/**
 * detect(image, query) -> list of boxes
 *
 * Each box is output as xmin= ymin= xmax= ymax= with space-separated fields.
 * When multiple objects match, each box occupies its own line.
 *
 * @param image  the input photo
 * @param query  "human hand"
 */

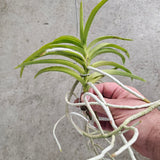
xmin=87 ymin=82 xmax=147 ymax=130
xmin=84 ymin=82 xmax=160 ymax=160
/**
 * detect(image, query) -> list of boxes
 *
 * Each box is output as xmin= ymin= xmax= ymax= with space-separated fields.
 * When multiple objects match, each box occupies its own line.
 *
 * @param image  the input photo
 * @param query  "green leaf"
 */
xmin=88 ymin=42 xmax=130 ymax=60
xmin=83 ymin=0 xmax=108 ymax=43
xmin=35 ymin=66 xmax=85 ymax=85
xmin=16 ymin=43 xmax=64 ymax=75
xmin=20 ymin=67 xmax=25 ymax=78
xmin=44 ymin=50 xmax=86 ymax=67
xmin=16 ymin=43 xmax=51 ymax=69
xmin=106 ymin=44 xmax=130 ymax=58
xmin=16 ymin=44 xmax=50 ymax=77
xmin=91 ymin=61 xmax=131 ymax=73
xmin=89 ymin=75 xmax=103 ymax=84
xmin=19 ymin=59 xmax=85 ymax=74
xmin=88 ymin=35 xmax=132 ymax=49
xmin=51 ymin=35 xmax=82 ymax=48
xmin=88 ymin=69 xmax=145 ymax=82
xmin=16 ymin=46 xmax=86 ymax=77
xmin=89 ymin=47 xmax=126 ymax=64
xmin=16 ymin=44 xmax=85 ymax=70
xmin=17 ymin=36 xmax=84 ymax=70
xmin=104 ymin=69 xmax=145 ymax=81
xmin=80 ymin=1 xmax=84 ymax=43
xmin=46 ymin=44 xmax=86 ymax=57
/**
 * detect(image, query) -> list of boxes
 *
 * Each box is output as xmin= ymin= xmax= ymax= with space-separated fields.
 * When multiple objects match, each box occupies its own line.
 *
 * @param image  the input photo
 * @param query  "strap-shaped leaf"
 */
xmin=19 ymin=59 xmax=85 ymax=74
xmin=88 ymin=75 xmax=103 ymax=84
xmin=83 ymin=0 xmax=108 ymax=43
xmin=16 ymin=43 xmax=51 ymax=77
xmin=35 ymin=66 xmax=85 ymax=85
xmin=104 ymin=69 xmax=145 ymax=81
xmin=89 ymin=47 xmax=126 ymax=63
xmin=51 ymin=35 xmax=82 ymax=48
xmin=44 ymin=50 xmax=86 ymax=67
xmin=107 ymin=44 xmax=130 ymax=58
xmin=16 ymin=48 xmax=86 ymax=77
xmin=46 ymin=44 xmax=86 ymax=57
xmin=16 ymin=43 xmax=52 ymax=68
xmin=80 ymin=1 xmax=84 ymax=43
xmin=16 ymin=43 xmax=85 ymax=69
xmin=88 ymin=42 xmax=130 ymax=60
xmin=88 ymin=35 xmax=132 ymax=48
xmin=88 ymin=69 xmax=145 ymax=82
xmin=91 ymin=61 xmax=131 ymax=73
xmin=17 ymin=35 xmax=84 ymax=68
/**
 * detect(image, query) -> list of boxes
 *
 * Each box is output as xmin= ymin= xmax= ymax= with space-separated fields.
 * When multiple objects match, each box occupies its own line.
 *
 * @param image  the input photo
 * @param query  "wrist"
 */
xmin=124 ymin=109 xmax=160 ymax=159
xmin=145 ymin=110 xmax=160 ymax=160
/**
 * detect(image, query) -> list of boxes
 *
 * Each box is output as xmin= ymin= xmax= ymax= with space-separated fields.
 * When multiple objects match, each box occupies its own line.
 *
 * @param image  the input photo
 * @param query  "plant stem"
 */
xmin=65 ymin=80 xmax=79 ymax=114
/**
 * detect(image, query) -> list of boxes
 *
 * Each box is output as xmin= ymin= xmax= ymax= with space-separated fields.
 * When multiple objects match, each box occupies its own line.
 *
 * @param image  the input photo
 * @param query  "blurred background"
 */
xmin=1 ymin=0 xmax=160 ymax=159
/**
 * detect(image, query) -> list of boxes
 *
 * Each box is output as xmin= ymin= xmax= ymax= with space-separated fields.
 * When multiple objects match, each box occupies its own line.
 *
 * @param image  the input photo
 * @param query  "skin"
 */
xmin=83 ymin=82 xmax=160 ymax=160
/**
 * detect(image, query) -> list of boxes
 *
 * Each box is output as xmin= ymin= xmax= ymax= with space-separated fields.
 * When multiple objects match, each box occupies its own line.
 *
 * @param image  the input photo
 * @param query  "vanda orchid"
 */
xmin=16 ymin=0 xmax=160 ymax=159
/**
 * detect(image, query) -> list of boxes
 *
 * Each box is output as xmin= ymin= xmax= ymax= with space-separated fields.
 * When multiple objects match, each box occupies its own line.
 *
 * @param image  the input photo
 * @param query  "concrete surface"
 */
xmin=1 ymin=0 xmax=160 ymax=159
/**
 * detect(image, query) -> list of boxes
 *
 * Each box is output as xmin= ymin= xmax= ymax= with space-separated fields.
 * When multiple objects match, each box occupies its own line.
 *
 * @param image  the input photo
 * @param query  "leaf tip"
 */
xmin=20 ymin=67 xmax=25 ymax=78
xmin=34 ymin=74 xmax=38 ymax=79
xmin=125 ymin=51 xmax=130 ymax=58
xmin=15 ymin=65 xmax=20 ymax=69
xmin=129 ymin=39 xmax=133 ymax=41
xmin=139 ymin=77 xmax=145 ymax=82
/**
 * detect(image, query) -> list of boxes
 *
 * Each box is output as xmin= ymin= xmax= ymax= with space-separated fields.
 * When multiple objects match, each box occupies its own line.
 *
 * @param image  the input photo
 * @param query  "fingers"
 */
xmin=74 ymin=82 xmax=147 ymax=132
xmin=88 ymin=82 xmax=128 ymax=99
xmin=89 ymin=82 xmax=118 ymax=99
xmin=81 ymin=92 xmax=147 ymax=120
xmin=89 ymin=82 xmax=144 ymax=99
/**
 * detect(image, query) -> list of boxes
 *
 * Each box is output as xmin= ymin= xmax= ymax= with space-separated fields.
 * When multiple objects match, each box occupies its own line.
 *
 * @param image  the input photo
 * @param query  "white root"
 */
xmin=87 ymin=135 xmax=115 ymax=160
xmin=53 ymin=115 xmax=66 ymax=152
xmin=53 ymin=66 xmax=160 ymax=159
xmin=111 ymin=127 xmax=138 ymax=158
xmin=87 ymin=66 xmax=149 ymax=102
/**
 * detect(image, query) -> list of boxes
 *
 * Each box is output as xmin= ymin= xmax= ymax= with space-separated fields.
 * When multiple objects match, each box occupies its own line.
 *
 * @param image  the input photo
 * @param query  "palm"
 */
xmin=89 ymin=83 xmax=147 ymax=129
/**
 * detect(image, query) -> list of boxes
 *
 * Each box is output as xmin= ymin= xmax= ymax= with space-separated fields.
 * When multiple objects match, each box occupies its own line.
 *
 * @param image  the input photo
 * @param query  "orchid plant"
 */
xmin=16 ymin=0 xmax=160 ymax=159
xmin=16 ymin=0 xmax=144 ymax=91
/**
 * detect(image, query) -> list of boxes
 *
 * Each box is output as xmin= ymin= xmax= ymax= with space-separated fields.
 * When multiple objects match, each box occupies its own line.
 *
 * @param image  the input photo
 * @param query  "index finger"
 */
xmin=89 ymin=82 xmax=120 ymax=99
xmin=89 ymin=82 xmax=143 ymax=99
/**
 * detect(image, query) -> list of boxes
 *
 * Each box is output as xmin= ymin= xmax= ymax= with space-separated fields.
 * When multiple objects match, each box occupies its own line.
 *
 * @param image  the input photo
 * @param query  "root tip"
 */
xmin=143 ymin=98 xmax=150 ymax=103
xmin=111 ymin=153 xmax=116 ymax=157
